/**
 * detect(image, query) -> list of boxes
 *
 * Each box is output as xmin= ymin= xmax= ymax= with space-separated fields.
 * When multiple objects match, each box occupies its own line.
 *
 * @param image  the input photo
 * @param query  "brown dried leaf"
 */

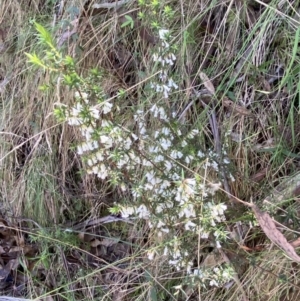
xmin=202 ymin=253 xmax=225 ymax=268
xmin=100 ymin=237 xmax=120 ymax=247
xmin=252 ymin=204 xmax=300 ymax=263
xmin=199 ymin=72 xmax=215 ymax=95
xmin=6 ymin=258 xmax=19 ymax=271
xmin=290 ymin=237 xmax=300 ymax=248
xmin=222 ymin=97 xmax=253 ymax=117
xmin=90 ymin=239 xmax=102 ymax=248
xmin=250 ymin=167 xmax=269 ymax=183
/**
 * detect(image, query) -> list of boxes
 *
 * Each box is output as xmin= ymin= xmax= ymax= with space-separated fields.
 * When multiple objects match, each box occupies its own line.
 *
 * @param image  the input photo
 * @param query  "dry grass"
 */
xmin=1 ymin=0 xmax=300 ymax=300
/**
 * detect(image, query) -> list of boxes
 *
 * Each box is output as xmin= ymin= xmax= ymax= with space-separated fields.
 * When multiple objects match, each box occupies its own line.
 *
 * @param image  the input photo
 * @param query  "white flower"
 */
xmin=161 ymin=227 xmax=170 ymax=233
xmin=222 ymin=269 xmax=232 ymax=280
xmin=147 ymin=250 xmax=155 ymax=261
xmin=123 ymin=137 xmax=132 ymax=150
xmin=158 ymin=29 xmax=169 ymax=40
xmin=117 ymin=156 xmax=129 ymax=168
xmin=81 ymin=92 xmax=89 ymax=101
xmin=208 ymin=182 xmax=222 ymax=195
xmin=131 ymin=133 xmax=138 ymax=140
xmin=136 ymin=204 xmax=150 ymax=219
xmin=210 ymin=203 xmax=227 ymax=219
xmin=155 ymin=83 xmax=163 ymax=92
xmin=179 ymin=204 xmax=196 ymax=218
xmin=77 ymin=145 xmax=84 ymax=155
xmin=161 ymin=127 xmax=170 ymax=136
xmin=132 ymin=186 xmax=143 ymax=198
xmin=163 ymin=246 xmax=169 ymax=256
xmin=68 ymin=116 xmax=83 ymax=126
xmin=197 ymin=150 xmax=205 ymax=158
xmin=102 ymin=101 xmax=113 ymax=114
xmin=212 ymin=161 xmax=219 ymax=170
xmin=150 ymin=104 xmax=159 ymax=116
xmin=185 ymin=155 xmax=194 ymax=164
xmin=92 ymin=165 xmax=99 ymax=174
xmin=96 ymin=151 xmax=104 ymax=161
xmin=100 ymin=135 xmax=113 ymax=148
xmin=144 ymin=183 xmax=153 ymax=190
xmin=181 ymin=140 xmax=187 ymax=147
xmin=165 ymin=54 xmax=176 ymax=65
xmin=81 ymin=126 xmax=94 ymax=140
xmin=165 ymin=161 xmax=173 ymax=171
xmin=229 ymin=173 xmax=235 ymax=182
xmin=75 ymin=91 xmax=88 ymax=102
xmin=139 ymin=123 xmax=147 ymax=136
xmin=128 ymin=151 xmax=140 ymax=164
xmin=188 ymin=129 xmax=199 ymax=138
xmin=159 ymin=70 xmax=168 ymax=81
xmin=209 ymin=279 xmax=219 ymax=287
xmin=157 ymin=220 xmax=166 ymax=228
xmin=161 ymin=180 xmax=171 ymax=189
xmin=97 ymin=163 xmax=108 ymax=179
xmin=92 ymin=140 xmax=99 ymax=150
xmin=169 ymin=259 xmax=180 ymax=266
xmin=180 ymin=178 xmax=196 ymax=196
xmin=160 ymin=138 xmax=171 ymax=150
xmin=163 ymin=85 xmax=171 ymax=98
xmin=101 ymin=119 xmax=112 ymax=127
xmin=145 ymin=171 xmax=162 ymax=185
xmin=201 ymin=230 xmax=209 ymax=239
xmin=168 ymin=53 xmax=176 ymax=62
xmin=162 ymin=40 xmax=170 ymax=48
xmin=83 ymin=141 xmax=92 ymax=151
xmin=121 ymin=206 xmax=135 ymax=218
xmin=171 ymin=172 xmax=180 ymax=181
xmin=165 ymin=57 xmax=174 ymax=66
xmin=92 ymin=155 xmax=98 ymax=165
xmin=185 ymin=220 xmax=196 ymax=230
xmin=170 ymin=150 xmax=183 ymax=159
xmin=89 ymin=107 xmax=100 ymax=119
xmin=71 ymin=103 xmax=83 ymax=116
xmin=154 ymin=154 xmax=164 ymax=163
xmin=152 ymin=53 xmax=163 ymax=63
xmin=224 ymin=158 xmax=230 ymax=164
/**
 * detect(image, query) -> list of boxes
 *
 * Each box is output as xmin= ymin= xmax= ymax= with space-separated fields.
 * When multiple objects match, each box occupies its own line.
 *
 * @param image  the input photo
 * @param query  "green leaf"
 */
xmin=34 ymin=22 xmax=54 ymax=47
xmin=121 ymin=15 xmax=134 ymax=29
xmin=25 ymin=52 xmax=47 ymax=69
xmin=64 ymin=55 xmax=75 ymax=67
xmin=149 ymin=287 xmax=157 ymax=301
xmin=38 ymin=84 xmax=50 ymax=91
xmin=53 ymin=107 xmax=66 ymax=122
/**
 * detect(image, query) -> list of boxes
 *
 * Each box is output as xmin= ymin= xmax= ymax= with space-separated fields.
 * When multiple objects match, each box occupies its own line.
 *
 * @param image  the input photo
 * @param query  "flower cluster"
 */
xmin=28 ymin=20 xmax=233 ymax=292
xmin=118 ymin=104 xmax=230 ymax=275
xmin=191 ymin=265 xmax=235 ymax=288
xmin=49 ymin=17 xmax=233 ymax=288
xmin=151 ymin=29 xmax=178 ymax=98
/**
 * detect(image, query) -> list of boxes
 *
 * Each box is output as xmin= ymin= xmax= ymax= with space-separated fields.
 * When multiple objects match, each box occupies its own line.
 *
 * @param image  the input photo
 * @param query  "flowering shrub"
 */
xmin=27 ymin=15 xmax=235 ymax=289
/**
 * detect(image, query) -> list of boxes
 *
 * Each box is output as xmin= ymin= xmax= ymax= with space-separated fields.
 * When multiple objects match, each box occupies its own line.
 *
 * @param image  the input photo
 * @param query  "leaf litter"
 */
xmin=250 ymin=204 xmax=300 ymax=263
